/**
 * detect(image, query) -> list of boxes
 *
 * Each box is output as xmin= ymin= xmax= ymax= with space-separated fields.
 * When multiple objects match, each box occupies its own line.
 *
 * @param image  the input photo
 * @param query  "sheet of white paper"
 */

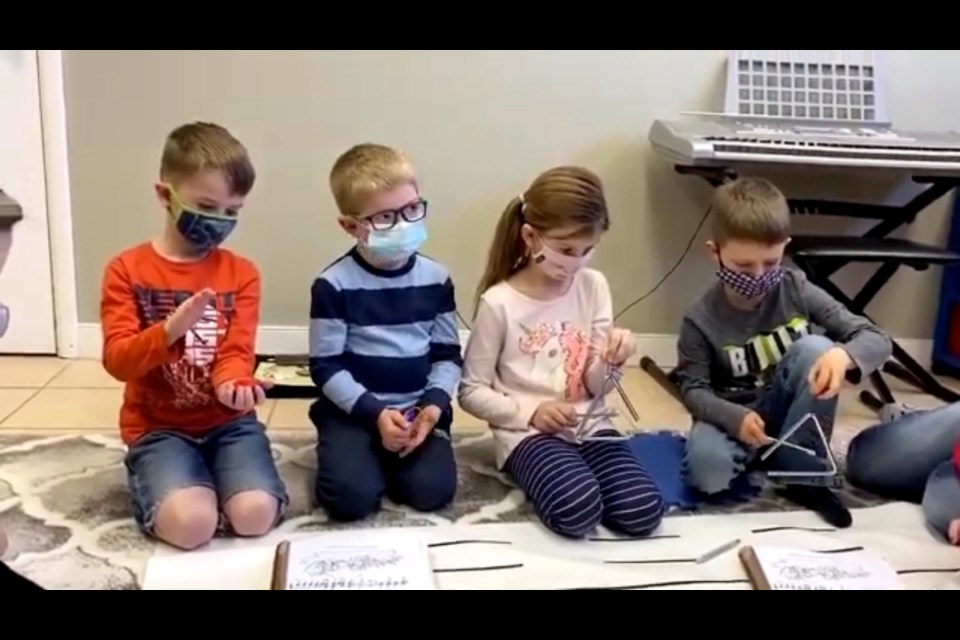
xmin=932 ymin=571 xmax=960 ymax=590
xmin=752 ymin=546 xmax=903 ymax=590
xmin=281 ymin=529 xmax=436 ymax=590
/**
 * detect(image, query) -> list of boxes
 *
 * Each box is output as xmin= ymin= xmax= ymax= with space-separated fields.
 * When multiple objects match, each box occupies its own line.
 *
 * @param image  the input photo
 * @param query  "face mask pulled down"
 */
xmin=364 ymin=220 xmax=427 ymax=263
xmin=533 ymin=242 xmax=592 ymax=280
xmin=717 ymin=263 xmax=784 ymax=299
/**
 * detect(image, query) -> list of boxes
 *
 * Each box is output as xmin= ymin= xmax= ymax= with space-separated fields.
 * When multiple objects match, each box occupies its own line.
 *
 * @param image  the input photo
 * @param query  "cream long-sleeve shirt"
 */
xmin=458 ymin=269 xmax=617 ymax=469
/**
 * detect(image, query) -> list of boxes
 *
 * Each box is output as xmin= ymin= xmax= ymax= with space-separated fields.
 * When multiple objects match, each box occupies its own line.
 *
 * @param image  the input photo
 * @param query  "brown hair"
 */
xmin=329 ymin=143 xmax=417 ymax=217
xmin=160 ymin=122 xmax=255 ymax=196
xmin=474 ymin=166 xmax=609 ymax=313
xmin=711 ymin=177 xmax=790 ymax=245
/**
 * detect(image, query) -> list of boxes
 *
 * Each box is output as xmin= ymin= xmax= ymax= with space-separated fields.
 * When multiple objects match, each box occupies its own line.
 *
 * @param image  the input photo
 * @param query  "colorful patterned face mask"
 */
xmin=717 ymin=261 xmax=783 ymax=299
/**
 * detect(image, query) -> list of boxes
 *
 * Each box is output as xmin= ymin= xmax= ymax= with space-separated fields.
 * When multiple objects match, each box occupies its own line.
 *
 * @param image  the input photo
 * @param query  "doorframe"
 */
xmin=37 ymin=50 xmax=79 ymax=358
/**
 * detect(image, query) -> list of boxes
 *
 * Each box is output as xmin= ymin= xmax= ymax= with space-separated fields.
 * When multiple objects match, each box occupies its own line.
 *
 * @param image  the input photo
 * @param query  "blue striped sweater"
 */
xmin=309 ymin=248 xmax=462 ymax=425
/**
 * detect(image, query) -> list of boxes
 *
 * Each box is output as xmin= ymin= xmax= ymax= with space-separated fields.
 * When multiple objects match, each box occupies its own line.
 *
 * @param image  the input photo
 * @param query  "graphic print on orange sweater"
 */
xmin=132 ymin=285 xmax=236 ymax=410
xmin=101 ymin=243 xmax=260 ymax=444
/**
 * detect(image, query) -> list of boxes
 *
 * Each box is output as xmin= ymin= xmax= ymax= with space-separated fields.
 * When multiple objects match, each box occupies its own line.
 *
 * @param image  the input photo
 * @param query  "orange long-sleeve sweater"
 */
xmin=100 ymin=242 xmax=260 ymax=444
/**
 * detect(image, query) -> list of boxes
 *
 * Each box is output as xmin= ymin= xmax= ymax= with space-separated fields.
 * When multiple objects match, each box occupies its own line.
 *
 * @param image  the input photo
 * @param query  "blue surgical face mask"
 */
xmin=166 ymin=186 xmax=238 ymax=252
xmin=365 ymin=219 xmax=427 ymax=263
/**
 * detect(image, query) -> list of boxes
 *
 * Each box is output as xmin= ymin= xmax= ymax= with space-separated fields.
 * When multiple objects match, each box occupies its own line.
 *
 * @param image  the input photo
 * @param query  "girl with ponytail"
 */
xmin=459 ymin=166 xmax=664 ymax=539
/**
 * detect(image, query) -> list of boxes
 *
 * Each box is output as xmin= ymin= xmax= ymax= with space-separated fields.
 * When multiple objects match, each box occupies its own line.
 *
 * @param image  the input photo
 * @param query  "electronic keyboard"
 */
xmin=648 ymin=115 xmax=960 ymax=172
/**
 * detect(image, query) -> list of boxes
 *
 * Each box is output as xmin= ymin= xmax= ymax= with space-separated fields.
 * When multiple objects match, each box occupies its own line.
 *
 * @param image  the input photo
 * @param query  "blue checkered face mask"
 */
xmin=717 ymin=260 xmax=784 ymax=299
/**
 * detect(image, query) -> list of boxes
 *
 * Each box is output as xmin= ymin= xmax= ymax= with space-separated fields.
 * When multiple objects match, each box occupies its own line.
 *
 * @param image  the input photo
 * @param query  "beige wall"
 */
xmin=64 ymin=50 xmax=960 ymax=338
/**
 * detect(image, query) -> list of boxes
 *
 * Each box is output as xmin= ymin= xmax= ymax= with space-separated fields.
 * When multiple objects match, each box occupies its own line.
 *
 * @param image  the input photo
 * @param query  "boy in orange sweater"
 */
xmin=100 ymin=122 xmax=287 ymax=550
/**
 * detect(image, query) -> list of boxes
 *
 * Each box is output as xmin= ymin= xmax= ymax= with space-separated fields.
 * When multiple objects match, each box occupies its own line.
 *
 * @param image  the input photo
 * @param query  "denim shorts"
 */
xmin=124 ymin=414 xmax=289 ymax=534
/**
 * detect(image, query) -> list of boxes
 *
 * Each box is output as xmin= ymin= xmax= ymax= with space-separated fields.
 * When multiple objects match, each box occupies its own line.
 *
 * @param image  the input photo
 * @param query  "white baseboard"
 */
xmin=75 ymin=322 xmax=932 ymax=370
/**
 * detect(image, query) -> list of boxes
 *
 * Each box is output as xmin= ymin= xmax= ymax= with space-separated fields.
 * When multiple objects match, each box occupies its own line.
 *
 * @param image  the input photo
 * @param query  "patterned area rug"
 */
xmin=0 ymin=430 xmax=884 ymax=589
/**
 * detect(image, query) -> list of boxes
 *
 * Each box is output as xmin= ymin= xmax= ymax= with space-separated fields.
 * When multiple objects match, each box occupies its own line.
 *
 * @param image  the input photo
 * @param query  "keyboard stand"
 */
xmin=640 ymin=165 xmax=960 ymax=413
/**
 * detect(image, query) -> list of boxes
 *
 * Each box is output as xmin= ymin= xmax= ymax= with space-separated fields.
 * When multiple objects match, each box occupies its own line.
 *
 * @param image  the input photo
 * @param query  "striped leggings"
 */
xmin=505 ymin=431 xmax=665 ymax=538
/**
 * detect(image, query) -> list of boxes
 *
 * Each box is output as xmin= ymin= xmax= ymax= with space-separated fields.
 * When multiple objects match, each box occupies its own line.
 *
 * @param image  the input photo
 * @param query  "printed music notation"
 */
xmin=299 ymin=550 xmax=404 ymax=577
xmin=280 ymin=531 xmax=436 ymax=591
xmin=290 ymin=576 xmax=411 ymax=590
xmin=752 ymin=546 xmax=902 ymax=591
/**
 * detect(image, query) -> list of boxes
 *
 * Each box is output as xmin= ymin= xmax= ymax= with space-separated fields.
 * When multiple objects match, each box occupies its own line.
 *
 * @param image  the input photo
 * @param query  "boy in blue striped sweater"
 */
xmin=309 ymin=144 xmax=461 ymax=521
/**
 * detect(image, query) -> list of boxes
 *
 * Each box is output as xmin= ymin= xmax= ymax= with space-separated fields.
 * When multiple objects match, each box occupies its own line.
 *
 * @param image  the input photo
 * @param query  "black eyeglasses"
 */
xmin=364 ymin=198 xmax=428 ymax=231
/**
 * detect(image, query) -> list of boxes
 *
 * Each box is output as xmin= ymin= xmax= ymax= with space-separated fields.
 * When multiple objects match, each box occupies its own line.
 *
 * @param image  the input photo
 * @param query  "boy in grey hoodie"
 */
xmin=676 ymin=177 xmax=891 ymax=527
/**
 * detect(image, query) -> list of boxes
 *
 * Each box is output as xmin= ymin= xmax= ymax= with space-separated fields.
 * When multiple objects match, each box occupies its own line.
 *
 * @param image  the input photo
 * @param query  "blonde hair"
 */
xmin=329 ymin=143 xmax=417 ymax=217
xmin=475 ymin=166 xmax=609 ymax=314
xmin=160 ymin=122 xmax=255 ymax=196
xmin=711 ymin=177 xmax=790 ymax=245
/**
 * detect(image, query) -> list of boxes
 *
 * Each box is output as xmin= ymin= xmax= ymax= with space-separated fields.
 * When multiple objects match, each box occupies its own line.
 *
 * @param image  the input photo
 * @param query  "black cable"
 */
xmin=613 ymin=205 xmax=712 ymax=321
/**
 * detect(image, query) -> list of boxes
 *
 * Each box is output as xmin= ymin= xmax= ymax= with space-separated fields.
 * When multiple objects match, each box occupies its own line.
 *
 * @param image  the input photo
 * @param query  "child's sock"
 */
xmin=948 ymin=519 xmax=960 ymax=546
xmin=776 ymin=485 xmax=853 ymax=529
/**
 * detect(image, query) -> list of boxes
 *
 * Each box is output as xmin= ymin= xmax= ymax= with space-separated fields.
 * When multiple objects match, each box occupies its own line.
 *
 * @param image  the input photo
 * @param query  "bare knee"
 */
xmin=153 ymin=487 xmax=219 ymax=550
xmin=223 ymin=490 xmax=279 ymax=537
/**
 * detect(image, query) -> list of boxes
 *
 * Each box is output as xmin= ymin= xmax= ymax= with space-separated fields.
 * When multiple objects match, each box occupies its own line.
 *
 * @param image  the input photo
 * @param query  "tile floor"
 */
xmin=0 ymin=356 xmax=954 ymax=437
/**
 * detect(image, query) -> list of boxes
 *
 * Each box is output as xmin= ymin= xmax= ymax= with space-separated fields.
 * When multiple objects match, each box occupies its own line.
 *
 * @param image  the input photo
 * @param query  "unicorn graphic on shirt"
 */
xmin=518 ymin=321 xmax=589 ymax=400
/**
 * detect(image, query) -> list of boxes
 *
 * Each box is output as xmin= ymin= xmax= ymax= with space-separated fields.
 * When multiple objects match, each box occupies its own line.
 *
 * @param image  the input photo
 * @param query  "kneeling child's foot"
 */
xmin=776 ymin=486 xmax=852 ymax=528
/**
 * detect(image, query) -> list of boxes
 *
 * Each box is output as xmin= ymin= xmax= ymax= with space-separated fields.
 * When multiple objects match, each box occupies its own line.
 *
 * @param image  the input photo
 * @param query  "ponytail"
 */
xmin=474 ymin=196 xmax=525 ymax=316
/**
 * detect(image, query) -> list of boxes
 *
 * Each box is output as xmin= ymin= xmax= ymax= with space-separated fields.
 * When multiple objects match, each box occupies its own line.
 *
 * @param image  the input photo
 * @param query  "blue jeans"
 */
xmin=846 ymin=402 xmax=960 ymax=538
xmin=125 ymin=414 xmax=289 ymax=533
xmin=311 ymin=400 xmax=457 ymax=521
xmin=684 ymin=335 xmax=839 ymax=495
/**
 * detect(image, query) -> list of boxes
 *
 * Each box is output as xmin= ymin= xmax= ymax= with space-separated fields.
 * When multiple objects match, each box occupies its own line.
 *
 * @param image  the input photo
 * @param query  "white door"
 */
xmin=0 ymin=50 xmax=57 ymax=353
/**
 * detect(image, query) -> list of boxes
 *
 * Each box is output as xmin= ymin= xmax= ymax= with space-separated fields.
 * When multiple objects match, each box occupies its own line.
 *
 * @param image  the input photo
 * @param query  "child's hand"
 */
xmin=531 ymin=401 xmax=577 ymax=434
xmin=216 ymin=378 xmax=271 ymax=411
xmin=603 ymin=328 xmax=636 ymax=367
xmin=400 ymin=405 xmax=442 ymax=458
xmin=738 ymin=411 xmax=772 ymax=448
xmin=949 ymin=519 xmax=960 ymax=546
xmin=164 ymin=288 xmax=216 ymax=345
xmin=807 ymin=346 xmax=852 ymax=399
xmin=377 ymin=409 xmax=411 ymax=452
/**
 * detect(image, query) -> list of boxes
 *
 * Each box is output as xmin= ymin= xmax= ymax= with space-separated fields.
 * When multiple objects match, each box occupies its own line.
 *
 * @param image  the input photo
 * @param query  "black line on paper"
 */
xmin=897 ymin=567 xmax=960 ymax=576
xmin=751 ymin=526 xmax=837 ymax=534
xmin=588 ymin=534 xmax=681 ymax=542
xmin=563 ymin=578 xmax=751 ymax=590
xmin=433 ymin=563 xmax=524 ymax=573
xmin=428 ymin=540 xmax=512 ymax=549
xmin=815 ymin=546 xmax=865 ymax=554
xmin=604 ymin=557 xmax=697 ymax=565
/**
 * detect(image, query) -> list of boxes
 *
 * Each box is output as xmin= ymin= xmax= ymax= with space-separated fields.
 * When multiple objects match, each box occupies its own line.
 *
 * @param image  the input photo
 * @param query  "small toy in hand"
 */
xmin=403 ymin=407 xmax=421 ymax=424
xmin=219 ymin=377 xmax=270 ymax=411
